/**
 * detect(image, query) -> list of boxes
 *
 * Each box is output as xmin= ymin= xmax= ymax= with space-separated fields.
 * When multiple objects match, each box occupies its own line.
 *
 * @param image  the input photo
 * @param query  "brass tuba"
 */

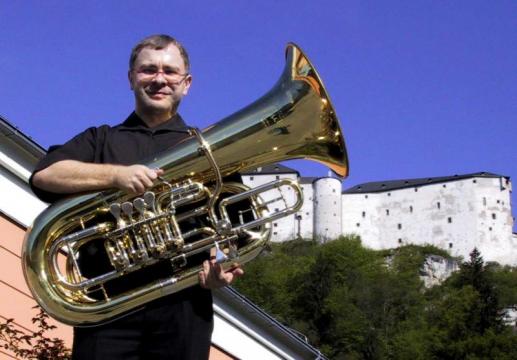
xmin=22 ymin=43 xmax=349 ymax=326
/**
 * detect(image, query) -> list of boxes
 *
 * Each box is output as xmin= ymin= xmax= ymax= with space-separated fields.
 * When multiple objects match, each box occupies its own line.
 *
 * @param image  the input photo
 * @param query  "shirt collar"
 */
xmin=118 ymin=112 xmax=189 ymax=133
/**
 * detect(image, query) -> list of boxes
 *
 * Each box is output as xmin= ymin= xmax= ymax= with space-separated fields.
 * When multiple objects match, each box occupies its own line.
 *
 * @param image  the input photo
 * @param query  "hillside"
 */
xmin=233 ymin=236 xmax=517 ymax=359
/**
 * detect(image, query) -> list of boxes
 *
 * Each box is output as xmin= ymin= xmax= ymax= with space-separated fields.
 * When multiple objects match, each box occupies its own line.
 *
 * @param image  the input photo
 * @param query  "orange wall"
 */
xmin=0 ymin=213 xmax=73 ymax=358
xmin=210 ymin=345 xmax=237 ymax=360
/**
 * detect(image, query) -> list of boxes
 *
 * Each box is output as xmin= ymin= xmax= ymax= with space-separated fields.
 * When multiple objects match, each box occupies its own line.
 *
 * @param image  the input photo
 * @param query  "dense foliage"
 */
xmin=234 ymin=236 xmax=517 ymax=359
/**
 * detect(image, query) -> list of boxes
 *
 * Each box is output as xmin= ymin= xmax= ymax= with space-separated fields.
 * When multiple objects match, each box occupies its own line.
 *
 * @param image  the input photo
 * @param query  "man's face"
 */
xmin=129 ymin=44 xmax=192 ymax=118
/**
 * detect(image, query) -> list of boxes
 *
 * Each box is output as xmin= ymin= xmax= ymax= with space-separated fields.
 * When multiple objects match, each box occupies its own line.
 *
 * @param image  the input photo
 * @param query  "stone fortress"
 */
xmin=241 ymin=164 xmax=517 ymax=266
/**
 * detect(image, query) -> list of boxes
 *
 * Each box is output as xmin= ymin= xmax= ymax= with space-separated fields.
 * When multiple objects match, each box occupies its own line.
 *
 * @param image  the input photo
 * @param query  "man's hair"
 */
xmin=129 ymin=34 xmax=190 ymax=72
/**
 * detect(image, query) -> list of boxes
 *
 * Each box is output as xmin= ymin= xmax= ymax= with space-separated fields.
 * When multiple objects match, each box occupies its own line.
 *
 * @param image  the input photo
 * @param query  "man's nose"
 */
xmin=151 ymin=71 xmax=167 ymax=84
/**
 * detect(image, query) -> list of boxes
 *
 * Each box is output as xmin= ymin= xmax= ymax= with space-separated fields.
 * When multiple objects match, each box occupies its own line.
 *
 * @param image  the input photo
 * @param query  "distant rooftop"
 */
xmin=300 ymin=176 xmax=318 ymax=184
xmin=343 ymin=172 xmax=507 ymax=194
xmin=241 ymin=163 xmax=299 ymax=176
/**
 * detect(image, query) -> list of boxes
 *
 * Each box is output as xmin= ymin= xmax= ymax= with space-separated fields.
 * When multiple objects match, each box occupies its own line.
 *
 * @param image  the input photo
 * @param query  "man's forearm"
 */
xmin=32 ymin=160 xmax=120 ymax=194
xmin=32 ymin=160 xmax=163 ymax=195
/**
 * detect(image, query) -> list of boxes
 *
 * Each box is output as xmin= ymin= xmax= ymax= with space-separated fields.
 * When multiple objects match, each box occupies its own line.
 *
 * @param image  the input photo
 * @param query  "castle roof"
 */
xmin=343 ymin=172 xmax=507 ymax=194
xmin=300 ymin=176 xmax=318 ymax=184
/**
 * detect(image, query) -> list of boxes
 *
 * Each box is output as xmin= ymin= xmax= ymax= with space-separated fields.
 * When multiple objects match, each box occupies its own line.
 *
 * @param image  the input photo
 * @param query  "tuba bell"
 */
xmin=22 ymin=43 xmax=349 ymax=326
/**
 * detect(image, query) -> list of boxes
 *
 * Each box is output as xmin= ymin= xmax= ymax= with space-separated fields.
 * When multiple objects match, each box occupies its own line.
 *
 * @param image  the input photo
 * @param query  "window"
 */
xmin=410 ymin=206 xmax=413 ymax=213
xmin=489 ymin=227 xmax=493 ymax=231
xmin=473 ymin=179 xmax=477 ymax=183
xmin=333 ymin=213 xmax=337 ymax=217
xmin=362 ymin=211 xmax=366 ymax=218
xmin=332 ymin=189 xmax=336 ymax=193
xmin=449 ymin=243 xmax=453 ymax=248
xmin=437 ymin=202 xmax=441 ymax=209
xmin=365 ymin=195 xmax=369 ymax=199
xmin=492 ymin=213 xmax=496 ymax=220
xmin=386 ymin=209 xmax=390 ymax=216
xmin=443 ymin=184 xmax=447 ymax=188
xmin=497 ymin=200 xmax=501 ymax=204
xmin=483 ymin=197 xmax=487 ymax=206
xmin=306 ymin=212 xmax=309 ymax=216
xmin=448 ymin=217 xmax=452 ymax=223
xmin=276 ymin=175 xmax=280 ymax=180
xmin=398 ymin=238 xmax=402 ymax=244
xmin=250 ymin=176 xmax=254 ymax=181
xmin=273 ymin=232 xmax=277 ymax=235
xmin=398 ymin=223 xmax=402 ymax=230
xmin=415 ymin=188 xmax=418 ymax=192
xmin=387 ymin=193 xmax=391 ymax=197
xmin=274 ymin=223 xmax=278 ymax=227
xmin=356 ymin=223 xmax=360 ymax=227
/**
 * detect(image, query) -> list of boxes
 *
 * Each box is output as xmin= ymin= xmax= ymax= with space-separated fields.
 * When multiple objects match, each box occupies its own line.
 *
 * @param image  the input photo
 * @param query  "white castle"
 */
xmin=241 ymin=164 xmax=517 ymax=266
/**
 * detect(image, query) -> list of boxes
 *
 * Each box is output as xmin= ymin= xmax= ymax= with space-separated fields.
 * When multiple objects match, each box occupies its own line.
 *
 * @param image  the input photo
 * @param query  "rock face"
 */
xmin=502 ymin=307 xmax=517 ymax=327
xmin=419 ymin=255 xmax=459 ymax=288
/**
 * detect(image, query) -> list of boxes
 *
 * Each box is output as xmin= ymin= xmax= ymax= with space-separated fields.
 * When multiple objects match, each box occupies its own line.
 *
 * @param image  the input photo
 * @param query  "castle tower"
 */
xmin=314 ymin=177 xmax=342 ymax=242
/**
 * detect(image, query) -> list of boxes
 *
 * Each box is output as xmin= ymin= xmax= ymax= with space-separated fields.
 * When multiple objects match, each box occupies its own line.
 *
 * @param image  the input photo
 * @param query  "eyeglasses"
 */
xmin=134 ymin=66 xmax=190 ymax=84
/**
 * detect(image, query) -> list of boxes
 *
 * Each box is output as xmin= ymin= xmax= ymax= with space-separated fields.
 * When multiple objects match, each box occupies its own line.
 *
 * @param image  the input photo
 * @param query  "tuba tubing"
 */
xmin=22 ymin=43 xmax=349 ymax=326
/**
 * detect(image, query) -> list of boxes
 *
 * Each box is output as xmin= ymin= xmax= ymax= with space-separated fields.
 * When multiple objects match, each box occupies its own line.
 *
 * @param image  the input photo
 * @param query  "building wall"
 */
xmin=0 ymin=213 xmax=73 ymax=358
xmin=473 ymin=176 xmax=515 ymax=264
xmin=341 ymin=193 xmax=382 ymax=247
xmin=342 ymin=177 xmax=516 ymax=264
xmin=296 ymin=183 xmax=314 ymax=239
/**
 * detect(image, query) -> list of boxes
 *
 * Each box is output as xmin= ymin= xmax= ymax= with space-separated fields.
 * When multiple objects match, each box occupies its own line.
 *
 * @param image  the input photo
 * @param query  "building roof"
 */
xmin=215 ymin=287 xmax=327 ymax=359
xmin=241 ymin=163 xmax=300 ymax=176
xmin=343 ymin=172 xmax=507 ymax=194
xmin=300 ymin=176 xmax=318 ymax=184
xmin=0 ymin=115 xmax=46 ymax=159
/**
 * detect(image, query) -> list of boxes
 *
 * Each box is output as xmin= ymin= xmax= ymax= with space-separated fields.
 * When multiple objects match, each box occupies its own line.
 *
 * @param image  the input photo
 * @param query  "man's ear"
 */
xmin=182 ymin=74 xmax=192 ymax=96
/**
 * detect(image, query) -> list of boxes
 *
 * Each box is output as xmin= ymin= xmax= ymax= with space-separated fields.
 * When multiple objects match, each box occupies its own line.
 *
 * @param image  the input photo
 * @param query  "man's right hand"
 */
xmin=112 ymin=165 xmax=164 ymax=194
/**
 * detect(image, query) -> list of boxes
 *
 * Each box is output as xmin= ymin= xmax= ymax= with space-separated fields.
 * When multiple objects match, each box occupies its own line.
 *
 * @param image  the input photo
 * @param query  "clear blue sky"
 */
xmin=1 ymin=1 xmax=516 ymax=229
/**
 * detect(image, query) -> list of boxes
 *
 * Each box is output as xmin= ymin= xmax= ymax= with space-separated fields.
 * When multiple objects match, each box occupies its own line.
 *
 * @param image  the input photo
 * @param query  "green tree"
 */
xmin=453 ymin=248 xmax=502 ymax=333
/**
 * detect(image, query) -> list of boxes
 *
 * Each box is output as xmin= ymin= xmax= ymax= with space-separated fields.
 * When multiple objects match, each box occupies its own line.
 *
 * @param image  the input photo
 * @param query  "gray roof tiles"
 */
xmin=342 ymin=172 xmax=506 ymax=194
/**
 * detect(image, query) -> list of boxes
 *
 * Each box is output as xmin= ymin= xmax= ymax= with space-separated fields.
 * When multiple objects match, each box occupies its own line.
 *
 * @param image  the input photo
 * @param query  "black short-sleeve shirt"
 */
xmin=30 ymin=112 xmax=192 ymax=202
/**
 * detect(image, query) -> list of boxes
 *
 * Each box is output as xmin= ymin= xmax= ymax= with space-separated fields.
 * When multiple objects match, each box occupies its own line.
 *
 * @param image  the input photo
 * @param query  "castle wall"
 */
xmin=342 ymin=176 xmax=516 ymax=265
xmin=473 ymin=176 xmax=516 ymax=264
xmin=296 ymin=183 xmax=314 ymax=239
xmin=341 ymin=193 xmax=382 ymax=247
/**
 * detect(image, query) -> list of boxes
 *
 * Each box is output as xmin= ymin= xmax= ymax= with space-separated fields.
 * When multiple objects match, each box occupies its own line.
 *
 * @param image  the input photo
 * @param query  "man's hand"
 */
xmin=198 ymin=260 xmax=244 ymax=289
xmin=112 ymin=165 xmax=164 ymax=194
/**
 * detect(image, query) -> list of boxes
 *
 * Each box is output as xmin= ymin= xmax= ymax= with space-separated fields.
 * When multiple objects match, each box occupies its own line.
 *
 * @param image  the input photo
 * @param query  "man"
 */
xmin=30 ymin=34 xmax=243 ymax=359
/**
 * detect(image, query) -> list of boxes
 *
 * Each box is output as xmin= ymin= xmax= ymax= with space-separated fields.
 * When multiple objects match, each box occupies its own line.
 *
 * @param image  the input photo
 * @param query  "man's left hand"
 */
xmin=198 ymin=260 xmax=244 ymax=289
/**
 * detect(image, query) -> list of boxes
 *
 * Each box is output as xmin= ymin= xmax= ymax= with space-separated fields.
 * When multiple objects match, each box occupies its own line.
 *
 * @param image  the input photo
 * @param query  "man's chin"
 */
xmin=143 ymin=100 xmax=173 ymax=113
